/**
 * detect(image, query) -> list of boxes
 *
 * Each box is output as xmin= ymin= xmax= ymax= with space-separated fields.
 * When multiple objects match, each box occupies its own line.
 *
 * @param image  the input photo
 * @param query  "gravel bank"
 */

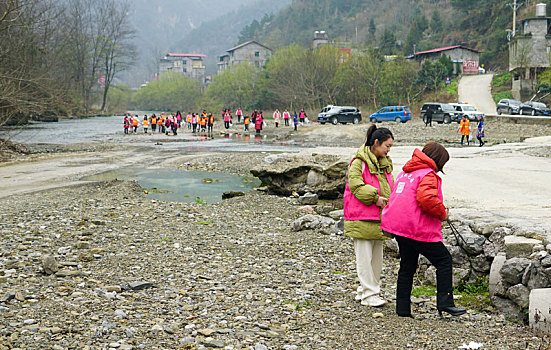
xmin=0 ymin=180 xmax=547 ymax=349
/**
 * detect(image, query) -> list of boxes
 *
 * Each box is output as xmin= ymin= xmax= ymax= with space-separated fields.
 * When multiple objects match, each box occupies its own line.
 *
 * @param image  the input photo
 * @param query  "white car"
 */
xmin=449 ymin=103 xmax=484 ymax=122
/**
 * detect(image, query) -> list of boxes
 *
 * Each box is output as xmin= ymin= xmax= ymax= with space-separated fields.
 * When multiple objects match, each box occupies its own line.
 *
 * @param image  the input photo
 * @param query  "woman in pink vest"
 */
xmin=381 ymin=142 xmax=466 ymax=318
xmin=344 ymin=125 xmax=394 ymax=307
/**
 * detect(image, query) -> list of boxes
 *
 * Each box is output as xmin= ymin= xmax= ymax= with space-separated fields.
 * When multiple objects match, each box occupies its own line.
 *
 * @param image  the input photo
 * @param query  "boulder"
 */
xmin=524 ymin=263 xmax=551 ymax=290
xmin=470 ymin=255 xmax=491 ymax=273
xmin=291 ymin=214 xmax=337 ymax=235
xmin=529 ymin=288 xmax=551 ymax=336
xmin=500 ymin=257 xmax=531 ymax=285
xmin=542 ymin=255 xmax=551 ymax=268
xmin=491 ymin=296 xmax=528 ymax=323
xmin=222 ymin=191 xmax=245 ymax=199
xmin=447 ymin=245 xmax=469 ymax=267
xmin=457 ymin=230 xmax=486 ymax=255
xmin=506 ymin=284 xmax=530 ymax=307
xmin=505 ymin=235 xmax=543 ymax=259
xmin=298 ymin=193 xmax=318 ymax=205
xmin=470 ymin=222 xmax=501 ymax=237
xmin=489 ymin=253 xmax=507 ymax=298
xmin=250 ymin=154 xmax=347 ymax=199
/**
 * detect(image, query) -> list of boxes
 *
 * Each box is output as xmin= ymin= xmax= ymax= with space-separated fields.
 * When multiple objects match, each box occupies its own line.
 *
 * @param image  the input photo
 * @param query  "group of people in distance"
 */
xmin=123 ymin=107 xmax=310 ymax=136
xmin=344 ymin=125 xmax=467 ymax=319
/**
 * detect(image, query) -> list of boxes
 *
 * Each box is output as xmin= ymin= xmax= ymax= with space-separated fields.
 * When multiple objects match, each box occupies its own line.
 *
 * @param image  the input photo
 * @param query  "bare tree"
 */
xmin=100 ymin=0 xmax=135 ymax=111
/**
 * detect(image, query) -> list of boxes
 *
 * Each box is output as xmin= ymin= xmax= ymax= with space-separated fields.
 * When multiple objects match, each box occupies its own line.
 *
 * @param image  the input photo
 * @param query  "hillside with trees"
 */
xmin=236 ymin=0 xmax=551 ymax=70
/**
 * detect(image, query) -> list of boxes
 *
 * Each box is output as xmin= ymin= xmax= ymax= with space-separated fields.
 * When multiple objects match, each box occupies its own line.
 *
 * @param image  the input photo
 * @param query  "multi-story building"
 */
xmin=217 ymin=40 xmax=272 ymax=73
xmin=159 ymin=53 xmax=206 ymax=82
xmin=509 ymin=3 xmax=551 ymax=97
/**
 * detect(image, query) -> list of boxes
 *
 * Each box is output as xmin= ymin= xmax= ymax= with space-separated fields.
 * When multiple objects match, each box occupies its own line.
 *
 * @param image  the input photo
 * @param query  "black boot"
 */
xmin=437 ymin=292 xmax=466 ymax=318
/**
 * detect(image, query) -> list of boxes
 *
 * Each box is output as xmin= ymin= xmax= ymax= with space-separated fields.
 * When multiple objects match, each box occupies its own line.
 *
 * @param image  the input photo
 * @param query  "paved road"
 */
xmin=458 ymin=74 xmax=497 ymax=115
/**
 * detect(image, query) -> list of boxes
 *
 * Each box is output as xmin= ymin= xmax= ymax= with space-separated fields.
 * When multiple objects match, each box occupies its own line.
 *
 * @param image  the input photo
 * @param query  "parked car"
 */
xmin=449 ymin=103 xmax=484 ymax=122
xmin=496 ymin=99 xmax=522 ymax=115
xmin=369 ymin=106 xmax=411 ymax=123
xmin=519 ymin=101 xmax=551 ymax=116
xmin=318 ymin=106 xmax=362 ymax=125
xmin=420 ymin=102 xmax=458 ymax=124
xmin=318 ymin=105 xmax=334 ymax=119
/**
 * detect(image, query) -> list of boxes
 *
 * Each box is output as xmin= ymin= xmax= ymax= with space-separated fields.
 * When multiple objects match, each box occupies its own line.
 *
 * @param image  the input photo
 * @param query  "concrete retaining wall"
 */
xmin=485 ymin=114 xmax=551 ymax=126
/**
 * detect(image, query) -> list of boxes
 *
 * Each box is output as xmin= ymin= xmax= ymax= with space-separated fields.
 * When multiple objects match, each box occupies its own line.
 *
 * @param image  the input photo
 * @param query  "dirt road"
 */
xmin=458 ymin=74 xmax=497 ymax=115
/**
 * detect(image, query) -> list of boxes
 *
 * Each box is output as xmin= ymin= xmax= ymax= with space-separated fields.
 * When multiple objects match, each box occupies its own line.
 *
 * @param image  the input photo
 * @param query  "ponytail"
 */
xmin=365 ymin=125 xmax=394 ymax=147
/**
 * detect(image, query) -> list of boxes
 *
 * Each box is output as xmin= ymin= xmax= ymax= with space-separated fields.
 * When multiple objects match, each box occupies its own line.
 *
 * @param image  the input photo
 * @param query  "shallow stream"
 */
xmin=81 ymin=168 xmax=260 ymax=204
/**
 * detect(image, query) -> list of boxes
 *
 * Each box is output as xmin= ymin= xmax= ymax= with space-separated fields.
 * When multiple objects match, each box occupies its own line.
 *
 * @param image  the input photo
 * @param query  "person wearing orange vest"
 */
xmin=143 ymin=115 xmax=149 ymax=133
xmin=458 ymin=115 xmax=471 ymax=146
xmin=243 ymin=114 xmax=250 ymax=132
xmin=207 ymin=113 xmax=214 ymax=134
xmin=132 ymin=115 xmax=138 ymax=133
xmin=151 ymin=114 xmax=157 ymax=133
xmin=187 ymin=113 xmax=192 ymax=129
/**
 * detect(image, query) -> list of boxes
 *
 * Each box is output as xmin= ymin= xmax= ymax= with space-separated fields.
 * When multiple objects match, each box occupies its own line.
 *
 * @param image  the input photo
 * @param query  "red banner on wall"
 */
xmin=462 ymin=60 xmax=479 ymax=74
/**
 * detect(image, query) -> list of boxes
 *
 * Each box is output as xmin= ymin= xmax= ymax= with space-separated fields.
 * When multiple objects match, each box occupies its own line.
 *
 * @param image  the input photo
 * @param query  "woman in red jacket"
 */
xmin=382 ymin=142 xmax=466 ymax=319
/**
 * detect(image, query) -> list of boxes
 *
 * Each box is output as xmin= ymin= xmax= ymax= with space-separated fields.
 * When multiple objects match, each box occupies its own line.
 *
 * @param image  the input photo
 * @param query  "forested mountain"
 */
xmin=235 ymin=0 xmax=551 ymax=70
xmin=172 ymin=0 xmax=291 ymax=75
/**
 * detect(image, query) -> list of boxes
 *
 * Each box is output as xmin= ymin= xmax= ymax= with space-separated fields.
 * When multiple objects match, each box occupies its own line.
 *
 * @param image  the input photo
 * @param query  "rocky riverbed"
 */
xmin=1 ymin=117 xmax=551 ymax=349
xmin=0 ymin=181 xmax=547 ymax=350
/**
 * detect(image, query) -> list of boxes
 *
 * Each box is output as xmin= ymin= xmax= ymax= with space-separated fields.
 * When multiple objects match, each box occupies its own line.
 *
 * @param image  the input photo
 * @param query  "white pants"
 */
xmin=353 ymin=239 xmax=383 ymax=301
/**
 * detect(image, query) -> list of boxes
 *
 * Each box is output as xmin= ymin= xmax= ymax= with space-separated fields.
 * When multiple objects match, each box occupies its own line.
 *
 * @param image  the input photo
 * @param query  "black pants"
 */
xmin=461 ymin=135 xmax=470 ymax=145
xmin=224 ymin=121 xmax=230 ymax=129
xmin=477 ymin=136 xmax=484 ymax=146
xmin=425 ymin=115 xmax=432 ymax=126
xmin=285 ymin=119 xmax=289 ymax=126
xmin=395 ymin=235 xmax=455 ymax=315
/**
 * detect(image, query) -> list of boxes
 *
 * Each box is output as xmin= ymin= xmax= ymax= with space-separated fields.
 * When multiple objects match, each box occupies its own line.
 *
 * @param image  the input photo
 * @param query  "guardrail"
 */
xmin=484 ymin=114 xmax=551 ymax=126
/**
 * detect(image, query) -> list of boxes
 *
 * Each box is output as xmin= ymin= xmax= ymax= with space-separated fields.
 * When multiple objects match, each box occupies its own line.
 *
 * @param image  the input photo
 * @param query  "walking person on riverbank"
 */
xmin=254 ymin=112 xmax=263 ymax=135
xmin=458 ymin=115 xmax=471 ymax=145
xmin=476 ymin=116 xmax=485 ymax=146
xmin=132 ymin=115 xmax=139 ymax=133
xmin=244 ymin=114 xmax=250 ymax=132
xmin=151 ymin=114 xmax=157 ymax=133
xmin=143 ymin=115 xmax=149 ymax=134
xmin=273 ymin=109 xmax=281 ymax=128
xmin=381 ymin=142 xmax=466 ymax=319
xmin=123 ymin=115 xmax=130 ymax=134
xmin=344 ymin=125 xmax=394 ymax=307
xmin=425 ymin=106 xmax=433 ymax=127
xmin=292 ymin=111 xmax=298 ymax=131
xmin=299 ymin=108 xmax=307 ymax=125
xmin=283 ymin=109 xmax=290 ymax=126
xmin=236 ymin=107 xmax=242 ymax=123
xmin=224 ymin=109 xmax=231 ymax=130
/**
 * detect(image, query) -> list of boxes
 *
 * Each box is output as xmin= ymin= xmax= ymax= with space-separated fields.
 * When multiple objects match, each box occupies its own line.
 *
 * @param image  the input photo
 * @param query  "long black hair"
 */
xmin=365 ymin=125 xmax=394 ymax=147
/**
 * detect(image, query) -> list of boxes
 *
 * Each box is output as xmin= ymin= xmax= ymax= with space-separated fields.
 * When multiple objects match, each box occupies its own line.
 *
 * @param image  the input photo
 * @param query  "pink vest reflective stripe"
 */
xmin=381 ymin=168 xmax=443 ymax=242
xmin=343 ymin=159 xmax=394 ymax=221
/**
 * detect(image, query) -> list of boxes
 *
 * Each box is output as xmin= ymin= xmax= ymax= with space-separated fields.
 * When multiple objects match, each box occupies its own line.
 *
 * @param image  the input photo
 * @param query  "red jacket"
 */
xmin=402 ymin=149 xmax=447 ymax=220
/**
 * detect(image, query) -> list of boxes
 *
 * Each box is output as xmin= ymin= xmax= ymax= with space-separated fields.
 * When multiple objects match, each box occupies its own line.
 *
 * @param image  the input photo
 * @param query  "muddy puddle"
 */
xmin=81 ymin=168 xmax=260 ymax=204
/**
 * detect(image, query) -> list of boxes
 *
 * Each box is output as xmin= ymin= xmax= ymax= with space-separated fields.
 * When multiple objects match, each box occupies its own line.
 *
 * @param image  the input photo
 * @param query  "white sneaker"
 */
xmin=361 ymin=295 xmax=387 ymax=307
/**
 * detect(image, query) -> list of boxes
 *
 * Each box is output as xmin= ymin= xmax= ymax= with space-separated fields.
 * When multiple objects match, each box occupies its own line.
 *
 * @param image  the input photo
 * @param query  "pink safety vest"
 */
xmin=381 ymin=168 xmax=443 ymax=242
xmin=343 ymin=159 xmax=394 ymax=221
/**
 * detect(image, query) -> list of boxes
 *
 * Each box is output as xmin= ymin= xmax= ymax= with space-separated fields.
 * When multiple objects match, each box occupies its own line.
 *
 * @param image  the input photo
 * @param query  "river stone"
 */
xmin=202 ymin=339 xmax=224 ymax=348
xmin=222 ymin=191 xmax=245 ymax=199
xmin=542 ymin=255 xmax=551 ymax=267
xmin=470 ymin=222 xmax=501 ymax=237
xmin=42 ymin=255 xmax=58 ymax=275
xmin=505 ymin=236 xmax=543 ymax=259
xmin=482 ymin=240 xmax=499 ymax=259
xmin=524 ymin=263 xmax=551 ymax=290
xmin=328 ymin=209 xmax=344 ymax=220
xmin=500 ymin=258 xmax=531 ymax=285
xmin=489 ymin=253 xmax=507 ymax=298
xmin=128 ymin=281 xmax=156 ymax=291
xmin=448 ymin=245 xmax=469 ymax=266
xmin=306 ymin=169 xmax=327 ymax=186
xmin=291 ymin=214 xmax=337 ymax=235
xmin=263 ymin=153 xmax=290 ymax=164
xmin=457 ymin=230 xmax=485 ymax=255
xmin=506 ymin=284 xmax=530 ymax=307
xmin=298 ymin=193 xmax=318 ymax=205
xmin=470 ymin=255 xmax=491 ymax=273
xmin=491 ymin=296 xmax=527 ymax=322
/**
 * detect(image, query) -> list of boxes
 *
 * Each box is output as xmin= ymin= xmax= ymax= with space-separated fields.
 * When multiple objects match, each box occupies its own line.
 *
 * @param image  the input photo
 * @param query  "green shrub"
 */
xmin=492 ymin=72 xmax=513 ymax=87
xmin=493 ymin=91 xmax=514 ymax=103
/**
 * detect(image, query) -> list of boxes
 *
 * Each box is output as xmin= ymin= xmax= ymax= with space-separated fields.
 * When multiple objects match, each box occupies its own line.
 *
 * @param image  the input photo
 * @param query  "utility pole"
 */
xmin=508 ymin=0 xmax=523 ymax=37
